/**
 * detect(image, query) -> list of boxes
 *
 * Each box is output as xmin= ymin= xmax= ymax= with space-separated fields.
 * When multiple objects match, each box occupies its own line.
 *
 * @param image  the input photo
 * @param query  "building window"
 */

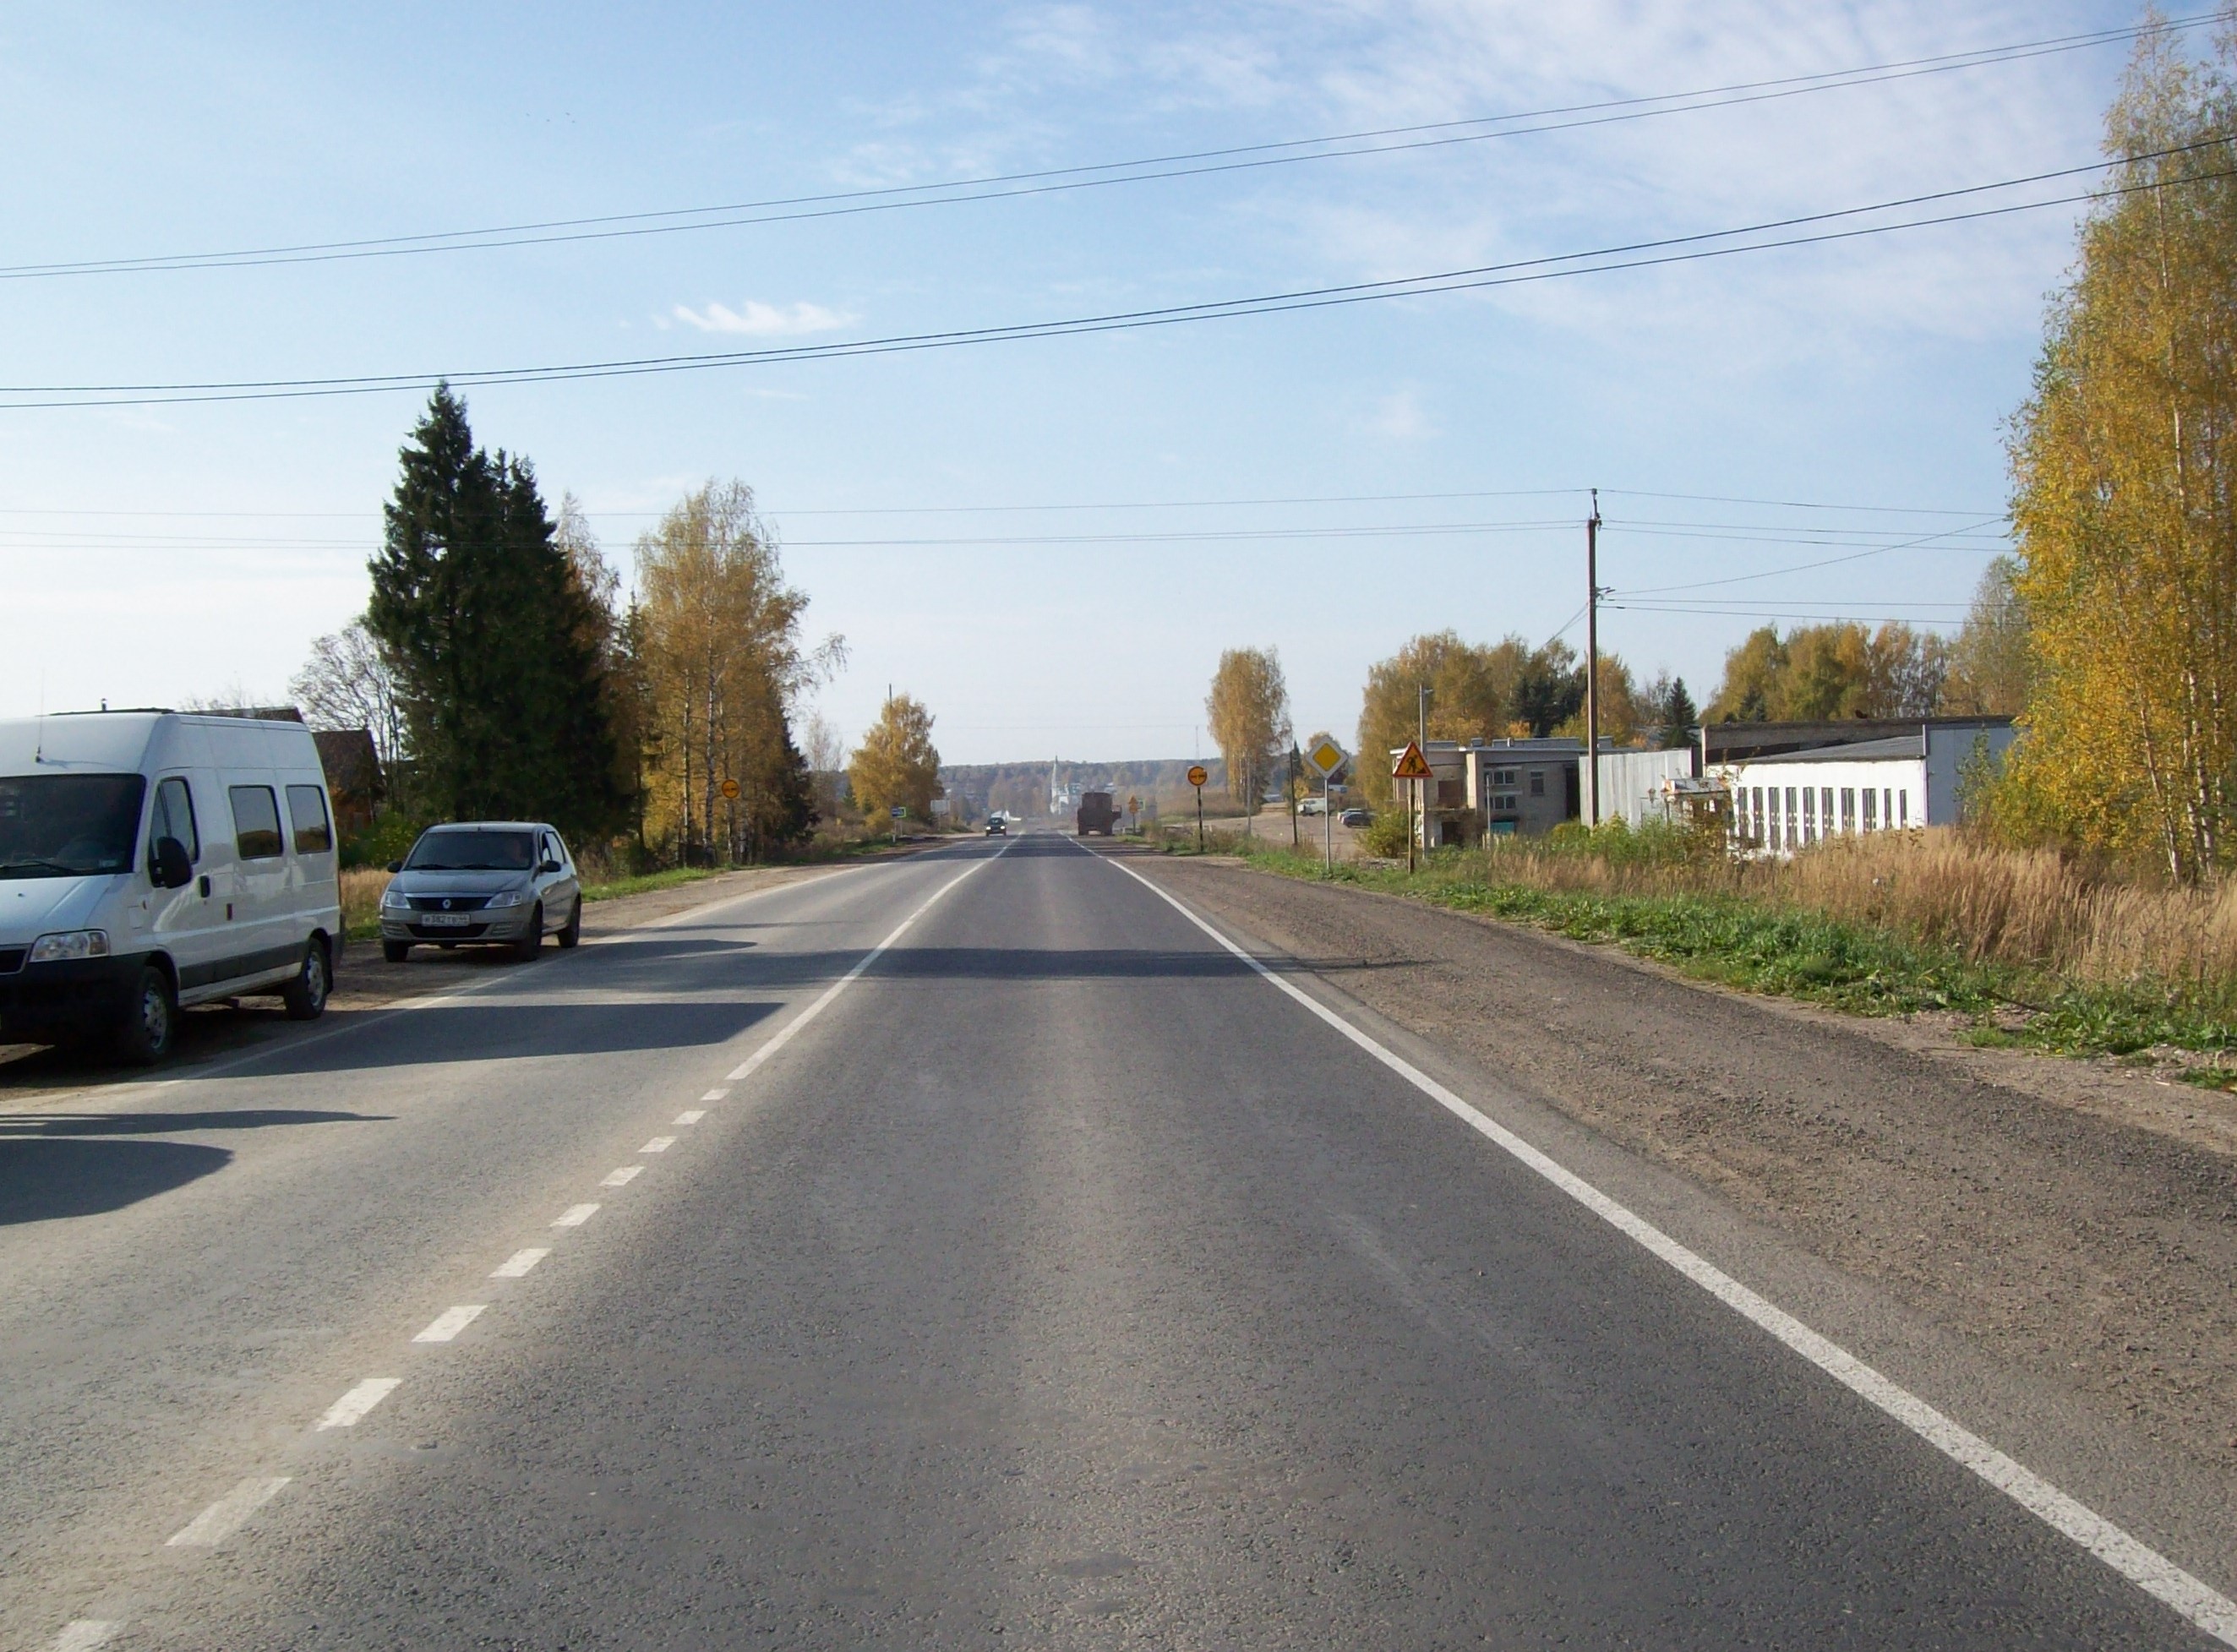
xmin=1492 ymin=793 xmax=1519 ymax=811
xmin=1863 ymin=788 xmax=1878 ymax=830
xmin=1898 ymin=789 xmax=1908 ymax=826
xmin=1528 ymin=771 xmax=1545 ymax=796
xmin=1492 ymin=767 xmax=1519 ymax=787
xmin=1841 ymin=788 xmax=1855 ymax=831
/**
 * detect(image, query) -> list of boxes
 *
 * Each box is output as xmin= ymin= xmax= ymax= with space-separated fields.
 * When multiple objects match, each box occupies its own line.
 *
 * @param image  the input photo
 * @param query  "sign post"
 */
xmin=1392 ymin=741 xmax=1434 ymax=874
xmin=889 ymin=803 xmax=906 ymax=844
xmin=1187 ymin=764 xmax=1209 ymax=852
xmin=1304 ymin=737 xmax=1346 ymax=874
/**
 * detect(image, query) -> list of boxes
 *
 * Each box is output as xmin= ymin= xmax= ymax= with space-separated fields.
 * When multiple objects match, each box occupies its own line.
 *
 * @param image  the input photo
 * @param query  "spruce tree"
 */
xmin=367 ymin=386 xmax=625 ymax=841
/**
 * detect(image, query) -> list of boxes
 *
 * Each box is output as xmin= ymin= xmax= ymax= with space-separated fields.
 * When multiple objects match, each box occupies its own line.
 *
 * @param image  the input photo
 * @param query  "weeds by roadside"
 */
xmin=1218 ymin=828 xmax=2237 ymax=1063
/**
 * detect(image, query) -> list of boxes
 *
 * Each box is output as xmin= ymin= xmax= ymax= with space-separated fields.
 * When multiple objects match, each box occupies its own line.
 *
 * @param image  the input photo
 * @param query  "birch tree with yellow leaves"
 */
xmin=2005 ymin=23 xmax=2237 ymax=879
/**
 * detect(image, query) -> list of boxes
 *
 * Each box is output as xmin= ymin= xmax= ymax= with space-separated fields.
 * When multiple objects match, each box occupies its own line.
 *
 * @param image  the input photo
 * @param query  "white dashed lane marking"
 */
xmin=412 ymin=1305 xmax=487 ymax=1344
xmin=701 ymin=1088 xmax=729 ymax=1101
xmin=600 ymin=1165 xmax=642 ymax=1187
xmin=552 ymin=1203 xmax=599 ymax=1228
xmin=314 ymin=1378 xmax=401 ymax=1431
xmin=49 ymin=1622 xmax=119 ymax=1651
xmin=638 ymin=1136 xmax=675 ymax=1153
xmin=490 ymin=1247 xmax=548 ymax=1279
xmin=166 ymin=1476 xmax=292 ymax=1547
xmin=674 ymin=1110 xmax=706 ymax=1125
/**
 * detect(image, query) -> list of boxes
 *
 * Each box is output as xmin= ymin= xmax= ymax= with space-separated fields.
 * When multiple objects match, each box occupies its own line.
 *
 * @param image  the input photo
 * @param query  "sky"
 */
xmin=0 ymin=1 xmax=2177 ymax=765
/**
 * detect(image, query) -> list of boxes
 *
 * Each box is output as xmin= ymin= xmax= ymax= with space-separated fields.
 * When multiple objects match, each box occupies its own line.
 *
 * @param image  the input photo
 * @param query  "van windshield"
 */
xmin=405 ymin=828 xmax=537 ymax=872
xmin=0 ymin=774 xmax=149 ymax=879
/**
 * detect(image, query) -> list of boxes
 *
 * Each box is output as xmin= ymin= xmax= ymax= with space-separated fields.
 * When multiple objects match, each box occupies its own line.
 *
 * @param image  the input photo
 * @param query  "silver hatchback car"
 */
xmin=379 ymin=821 xmax=583 ymax=962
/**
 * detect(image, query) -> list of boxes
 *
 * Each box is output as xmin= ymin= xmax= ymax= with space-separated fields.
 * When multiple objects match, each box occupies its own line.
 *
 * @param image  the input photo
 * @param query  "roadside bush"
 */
xmin=1358 ymin=810 xmax=1415 ymax=859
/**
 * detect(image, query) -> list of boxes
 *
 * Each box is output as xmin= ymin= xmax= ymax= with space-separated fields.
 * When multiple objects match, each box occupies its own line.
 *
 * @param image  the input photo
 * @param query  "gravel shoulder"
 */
xmin=1139 ymin=851 xmax=2237 ymax=1486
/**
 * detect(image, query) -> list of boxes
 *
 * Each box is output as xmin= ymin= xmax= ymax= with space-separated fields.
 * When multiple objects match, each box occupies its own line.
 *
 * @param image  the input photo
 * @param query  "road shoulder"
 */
xmin=1126 ymin=848 xmax=2237 ymax=1587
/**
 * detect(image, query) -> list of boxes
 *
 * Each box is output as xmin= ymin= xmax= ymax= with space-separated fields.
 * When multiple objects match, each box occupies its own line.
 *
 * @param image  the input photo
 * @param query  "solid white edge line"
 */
xmin=551 ymin=1202 xmax=599 ymax=1228
xmin=412 ymin=1304 xmax=487 ymax=1344
xmin=50 ymin=1622 xmax=120 ymax=1652
xmin=313 ymin=1377 xmax=400 ymax=1431
xmin=164 ymin=1475 xmax=292 ymax=1547
xmin=720 ymin=842 xmax=1011 ymax=1086
xmin=1098 ymin=847 xmax=2237 ymax=1647
xmin=490 ymin=1247 xmax=548 ymax=1279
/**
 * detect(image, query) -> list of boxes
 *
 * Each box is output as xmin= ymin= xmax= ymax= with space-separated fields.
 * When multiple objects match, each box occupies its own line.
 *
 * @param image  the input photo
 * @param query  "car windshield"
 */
xmin=405 ymin=828 xmax=537 ymax=871
xmin=0 ymin=773 xmax=148 ymax=879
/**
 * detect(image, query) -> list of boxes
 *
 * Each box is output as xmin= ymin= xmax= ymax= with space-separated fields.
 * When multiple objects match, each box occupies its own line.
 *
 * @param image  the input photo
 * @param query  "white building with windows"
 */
xmin=1727 ymin=723 xmax=2017 ymax=853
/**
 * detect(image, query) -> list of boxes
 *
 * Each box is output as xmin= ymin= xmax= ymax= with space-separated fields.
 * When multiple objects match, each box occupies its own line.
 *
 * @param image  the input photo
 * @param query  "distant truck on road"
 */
xmin=1075 ymin=791 xmax=1122 ymax=836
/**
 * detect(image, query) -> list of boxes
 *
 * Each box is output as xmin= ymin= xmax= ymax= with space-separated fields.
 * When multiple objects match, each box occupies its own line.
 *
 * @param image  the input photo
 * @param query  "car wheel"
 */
xmin=556 ymin=898 xmax=581 ymax=949
xmin=382 ymin=940 xmax=412 ymax=963
xmin=113 ymin=964 xmax=177 ymax=1066
xmin=512 ymin=902 xmax=544 ymax=962
xmin=281 ymin=937 xmax=330 ymax=1021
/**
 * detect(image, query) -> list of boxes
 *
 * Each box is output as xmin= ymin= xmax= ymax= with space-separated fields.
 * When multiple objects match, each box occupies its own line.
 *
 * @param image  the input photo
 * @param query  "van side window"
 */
xmin=229 ymin=786 xmax=285 ymax=860
xmin=286 ymin=785 xmax=333 ymax=855
xmin=150 ymin=777 xmax=199 ymax=864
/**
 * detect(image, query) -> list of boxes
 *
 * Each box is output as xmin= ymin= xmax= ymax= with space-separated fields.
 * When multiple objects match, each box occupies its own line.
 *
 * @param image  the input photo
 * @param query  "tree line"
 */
xmin=296 ymin=387 xmax=843 ymax=863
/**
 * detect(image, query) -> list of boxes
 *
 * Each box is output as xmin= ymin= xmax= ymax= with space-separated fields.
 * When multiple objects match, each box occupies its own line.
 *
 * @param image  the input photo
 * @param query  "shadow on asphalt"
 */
xmin=0 ymin=1109 xmax=388 ymax=1224
xmin=0 ymin=1109 xmax=386 ymax=1137
xmin=235 ymin=999 xmax=784 ymax=1075
xmin=0 ymin=1138 xmax=232 ymax=1224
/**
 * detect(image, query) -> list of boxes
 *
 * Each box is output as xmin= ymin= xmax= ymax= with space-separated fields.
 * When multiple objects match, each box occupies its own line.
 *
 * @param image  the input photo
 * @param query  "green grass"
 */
xmin=580 ymin=866 xmax=725 ymax=903
xmin=1226 ymin=842 xmax=2237 ymax=1061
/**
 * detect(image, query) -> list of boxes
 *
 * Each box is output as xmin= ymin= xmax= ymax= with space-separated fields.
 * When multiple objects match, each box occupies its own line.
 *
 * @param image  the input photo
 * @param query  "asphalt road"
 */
xmin=0 ymin=834 xmax=2223 ymax=1649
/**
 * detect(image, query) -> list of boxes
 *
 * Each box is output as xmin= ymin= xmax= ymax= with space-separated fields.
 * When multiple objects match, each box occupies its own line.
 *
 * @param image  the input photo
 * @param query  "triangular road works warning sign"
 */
xmin=1391 ymin=741 xmax=1434 ymax=781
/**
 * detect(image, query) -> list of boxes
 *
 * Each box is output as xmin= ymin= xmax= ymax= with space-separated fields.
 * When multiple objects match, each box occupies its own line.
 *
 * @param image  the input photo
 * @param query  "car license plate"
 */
xmin=420 ymin=912 xmax=473 ymax=927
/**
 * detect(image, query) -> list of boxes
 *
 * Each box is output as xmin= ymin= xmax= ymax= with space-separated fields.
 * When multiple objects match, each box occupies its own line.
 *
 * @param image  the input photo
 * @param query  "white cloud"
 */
xmin=1368 ymin=387 xmax=1434 ymax=440
xmin=669 ymin=300 xmax=858 ymax=336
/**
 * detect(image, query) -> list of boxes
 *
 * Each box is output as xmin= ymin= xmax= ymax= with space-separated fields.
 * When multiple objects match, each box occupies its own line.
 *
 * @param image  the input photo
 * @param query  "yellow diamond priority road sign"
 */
xmin=1391 ymin=741 xmax=1434 ymax=781
xmin=1305 ymin=736 xmax=1345 ymax=778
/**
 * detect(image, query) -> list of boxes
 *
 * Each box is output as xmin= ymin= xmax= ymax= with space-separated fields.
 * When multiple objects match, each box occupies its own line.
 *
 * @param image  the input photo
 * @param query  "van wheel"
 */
xmin=382 ymin=940 xmax=412 ymax=963
xmin=512 ymin=903 xmax=544 ymax=962
xmin=556 ymin=899 xmax=581 ymax=949
xmin=114 ymin=966 xmax=177 ymax=1066
xmin=282 ymin=938 xmax=330 ymax=1021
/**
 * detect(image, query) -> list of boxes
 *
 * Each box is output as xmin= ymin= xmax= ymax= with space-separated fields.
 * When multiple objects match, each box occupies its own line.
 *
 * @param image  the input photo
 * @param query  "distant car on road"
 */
xmin=984 ymin=816 xmax=1007 ymax=836
xmin=1298 ymin=796 xmax=1326 ymax=816
xmin=1339 ymin=807 xmax=1371 ymax=828
xmin=380 ymin=821 xmax=582 ymax=963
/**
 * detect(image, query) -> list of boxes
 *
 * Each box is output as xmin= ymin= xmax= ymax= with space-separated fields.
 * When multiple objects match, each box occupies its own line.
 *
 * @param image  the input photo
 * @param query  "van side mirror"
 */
xmin=387 ymin=860 xmax=404 ymax=875
xmin=151 ymin=837 xmax=194 ymax=890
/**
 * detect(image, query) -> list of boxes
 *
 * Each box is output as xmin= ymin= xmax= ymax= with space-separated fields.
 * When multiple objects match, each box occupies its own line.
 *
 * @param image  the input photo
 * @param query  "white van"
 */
xmin=0 ymin=711 xmax=341 ymax=1063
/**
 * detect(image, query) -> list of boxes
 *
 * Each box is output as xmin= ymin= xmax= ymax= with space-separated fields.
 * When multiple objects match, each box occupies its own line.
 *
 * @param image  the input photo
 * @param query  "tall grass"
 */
xmin=1230 ymin=822 xmax=2237 ymax=1059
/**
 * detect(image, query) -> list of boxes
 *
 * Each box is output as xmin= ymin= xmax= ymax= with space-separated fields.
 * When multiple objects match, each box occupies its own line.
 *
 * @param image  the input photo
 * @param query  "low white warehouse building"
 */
xmin=1727 ymin=723 xmax=2018 ymax=853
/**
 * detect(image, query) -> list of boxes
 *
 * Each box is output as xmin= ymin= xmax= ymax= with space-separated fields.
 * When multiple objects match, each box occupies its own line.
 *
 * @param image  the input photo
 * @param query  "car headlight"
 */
xmin=486 ymin=889 xmax=525 ymax=908
xmin=380 ymin=886 xmax=409 ymax=908
xmin=30 ymin=930 xmax=110 ymax=963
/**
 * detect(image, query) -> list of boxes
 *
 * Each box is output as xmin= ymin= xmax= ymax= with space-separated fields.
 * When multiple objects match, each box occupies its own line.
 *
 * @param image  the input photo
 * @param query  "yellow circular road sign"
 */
xmin=1187 ymin=765 xmax=1209 ymax=788
xmin=720 ymin=778 xmax=740 ymax=799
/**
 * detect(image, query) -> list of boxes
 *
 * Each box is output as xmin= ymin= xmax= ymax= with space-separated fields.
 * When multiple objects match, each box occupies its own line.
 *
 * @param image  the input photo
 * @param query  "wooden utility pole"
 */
xmin=1584 ymin=488 xmax=1602 ymax=828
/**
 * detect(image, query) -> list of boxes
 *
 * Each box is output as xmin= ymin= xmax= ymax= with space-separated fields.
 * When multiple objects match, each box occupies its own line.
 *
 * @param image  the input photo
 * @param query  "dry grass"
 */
xmin=1465 ymin=826 xmax=2237 ymax=995
xmin=340 ymin=866 xmax=390 ymax=935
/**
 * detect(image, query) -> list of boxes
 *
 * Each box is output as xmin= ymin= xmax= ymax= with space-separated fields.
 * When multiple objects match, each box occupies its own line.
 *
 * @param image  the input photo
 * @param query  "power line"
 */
xmin=5 ymin=13 xmax=2212 ymax=283
xmin=0 ymin=484 xmax=2008 ymax=517
xmin=10 ymin=144 xmax=2229 ymax=411
xmin=1612 ymin=518 xmax=2006 ymax=596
